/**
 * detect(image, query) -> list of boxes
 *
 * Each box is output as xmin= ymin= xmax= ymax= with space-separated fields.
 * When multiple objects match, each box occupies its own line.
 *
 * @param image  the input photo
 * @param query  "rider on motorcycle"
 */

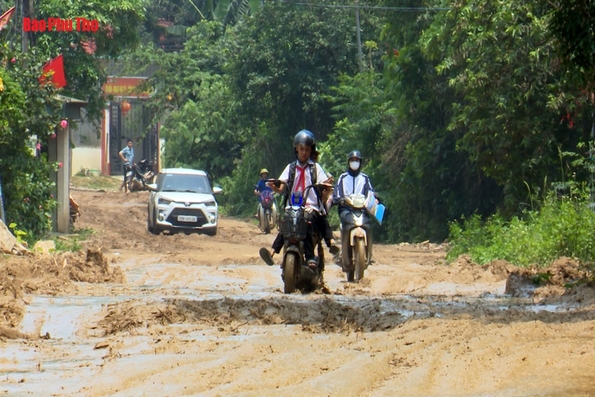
xmin=254 ymin=168 xmax=273 ymax=218
xmin=259 ymin=130 xmax=334 ymax=269
xmin=333 ymin=150 xmax=377 ymax=265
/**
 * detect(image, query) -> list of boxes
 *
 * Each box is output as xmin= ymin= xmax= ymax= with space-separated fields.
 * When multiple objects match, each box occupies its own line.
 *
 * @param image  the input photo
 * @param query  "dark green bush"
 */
xmin=447 ymin=192 xmax=595 ymax=267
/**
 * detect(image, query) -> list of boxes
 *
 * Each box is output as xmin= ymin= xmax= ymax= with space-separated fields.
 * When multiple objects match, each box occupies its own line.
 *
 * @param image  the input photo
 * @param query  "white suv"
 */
xmin=147 ymin=168 xmax=222 ymax=236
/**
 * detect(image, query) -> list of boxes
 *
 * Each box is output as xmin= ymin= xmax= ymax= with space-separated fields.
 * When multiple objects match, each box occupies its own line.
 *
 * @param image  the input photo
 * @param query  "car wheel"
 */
xmin=205 ymin=227 xmax=217 ymax=236
xmin=147 ymin=206 xmax=153 ymax=233
xmin=149 ymin=208 xmax=160 ymax=235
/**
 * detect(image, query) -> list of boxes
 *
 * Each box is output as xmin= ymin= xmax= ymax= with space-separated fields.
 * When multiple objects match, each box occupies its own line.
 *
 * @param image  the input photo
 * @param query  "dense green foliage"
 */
xmin=34 ymin=0 xmax=146 ymax=118
xmin=0 ymin=0 xmax=144 ymax=240
xmin=129 ymin=0 xmax=595 ymax=250
xmin=134 ymin=1 xmax=383 ymax=215
xmin=447 ymin=192 xmax=595 ymax=267
xmin=0 ymin=44 xmax=62 ymax=242
xmin=367 ymin=0 xmax=593 ymax=242
xmin=219 ymin=1 xmax=381 ymax=213
xmin=4 ymin=0 xmax=595 ymax=257
xmin=549 ymin=0 xmax=595 ymax=94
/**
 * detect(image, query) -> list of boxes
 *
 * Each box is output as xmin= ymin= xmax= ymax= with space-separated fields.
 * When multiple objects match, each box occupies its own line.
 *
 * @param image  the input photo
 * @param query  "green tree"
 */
xmin=357 ymin=0 xmax=501 ymax=241
xmin=549 ymin=0 xmax=595 ymax=94
xmin=0 ymin=44 xmax=62 ymax=240
xmin=219 ymin=1 xmax=382 ymax=214
xmin=371 ymin=0 xmax=593 ymax=242
xmin=32 ymin=0 xmax=146 ymax=119
xmin=0 ymin=0 xmax=146 ymax=240
xmin=128 ymin=21 xmax=238 ymax=179
xmin=424 ymin=0 xmax=590 ymax=210
xmin=548 ymin=0 xmax=595 ymax=179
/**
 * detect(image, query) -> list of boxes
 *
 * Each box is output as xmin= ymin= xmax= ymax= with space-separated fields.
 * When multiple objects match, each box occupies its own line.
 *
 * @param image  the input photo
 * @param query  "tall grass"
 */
xmin=447 ymin=193 xmax=595 ymax=267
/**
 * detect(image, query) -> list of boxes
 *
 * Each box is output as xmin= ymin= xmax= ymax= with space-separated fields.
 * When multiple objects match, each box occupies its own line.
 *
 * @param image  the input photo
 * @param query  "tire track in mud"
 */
xmin=4 ymin=189 xmax=595 ymax=396
xmin=95 ymin=289 xmax=594 ymax=338
xmin=359 ymin=318 xmax=595 ymax=397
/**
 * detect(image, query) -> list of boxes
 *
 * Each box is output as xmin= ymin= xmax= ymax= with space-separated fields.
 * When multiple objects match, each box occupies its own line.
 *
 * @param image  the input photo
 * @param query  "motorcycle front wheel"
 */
xmin=354 ymin=237 xmax=366 ymax=282
xmin=283 ymin=252 xmax=297 ymax=294
xmin=263 ymin=210 xmax=271 ymax=234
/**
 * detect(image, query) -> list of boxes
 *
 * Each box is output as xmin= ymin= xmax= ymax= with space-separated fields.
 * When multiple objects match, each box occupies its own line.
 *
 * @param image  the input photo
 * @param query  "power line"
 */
xmin=292 ymin=3 xmax=451 ymax=11
xmin=289 ymin=2 xmax=450 ymax=71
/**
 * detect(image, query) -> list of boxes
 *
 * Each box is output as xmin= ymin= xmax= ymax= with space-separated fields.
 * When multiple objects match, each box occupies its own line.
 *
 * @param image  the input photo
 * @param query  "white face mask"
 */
xmin=349 ymin=160 xmax=360 ymax=171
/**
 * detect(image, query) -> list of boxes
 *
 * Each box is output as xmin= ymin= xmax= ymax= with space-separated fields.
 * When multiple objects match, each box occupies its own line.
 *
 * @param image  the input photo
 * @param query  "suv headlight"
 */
xmin=158 ymin=198 xmax=172 ymax=205
xmin=204 ymin=200 xmax=217 ymax=207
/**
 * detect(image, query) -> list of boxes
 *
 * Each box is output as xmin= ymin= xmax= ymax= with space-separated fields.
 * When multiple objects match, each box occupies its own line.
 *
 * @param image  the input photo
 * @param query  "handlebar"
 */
xmin=267 ymin=179 xmax=333 ymax=191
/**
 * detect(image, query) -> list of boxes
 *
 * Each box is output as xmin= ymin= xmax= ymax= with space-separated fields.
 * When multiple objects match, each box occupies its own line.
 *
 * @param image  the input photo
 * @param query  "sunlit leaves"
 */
xmin=0 ymin=44 xmax=62 ymax=240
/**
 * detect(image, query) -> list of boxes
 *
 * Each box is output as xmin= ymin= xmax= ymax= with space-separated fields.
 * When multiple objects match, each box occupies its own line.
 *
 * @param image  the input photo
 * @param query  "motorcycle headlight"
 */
xmin=158 ymin=198 xmax=172 ymax=205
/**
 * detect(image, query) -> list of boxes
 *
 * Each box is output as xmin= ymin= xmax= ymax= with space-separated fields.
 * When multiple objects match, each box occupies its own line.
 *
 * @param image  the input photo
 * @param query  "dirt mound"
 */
xmin=443 ymin=255 xmax=595 ymax=304
xmin=0 ymin=249 xmax=123 ymax=334
xmin=499 ymin=256 xmax=591 ymax=302
xmin=6 ymin=188 xmax=595 ymax=397
xmin=448 ymin=255 xmax=513 ymax=284
xmin=98 ymin=296 xmax=404 ymax=336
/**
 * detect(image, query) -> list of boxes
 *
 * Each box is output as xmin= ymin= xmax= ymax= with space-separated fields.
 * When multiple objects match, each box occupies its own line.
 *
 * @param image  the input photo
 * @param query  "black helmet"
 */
xmin=348 ymin=150 xmax=362 ymax=161
xmin=294 ymin=130 xmax=315 ymax=148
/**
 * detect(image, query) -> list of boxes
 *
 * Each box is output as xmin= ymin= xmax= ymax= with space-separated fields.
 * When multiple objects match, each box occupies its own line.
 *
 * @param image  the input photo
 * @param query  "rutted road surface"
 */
xmin=1 ymin=189 xmax=595 ymax=396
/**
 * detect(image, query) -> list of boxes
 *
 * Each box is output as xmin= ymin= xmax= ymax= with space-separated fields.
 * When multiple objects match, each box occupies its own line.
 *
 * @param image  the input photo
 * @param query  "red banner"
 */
xmin=0 ymin=6 xmax=15 ymax=31
xmin=102 ymin=77 xmax=152 ymax=98
xmin=39 ymin=54 xmax=67 ymax=89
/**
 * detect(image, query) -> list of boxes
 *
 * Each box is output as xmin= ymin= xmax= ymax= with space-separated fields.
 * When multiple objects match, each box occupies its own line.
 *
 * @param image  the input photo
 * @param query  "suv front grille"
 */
xmin=166 ymin=208 xmax=209 ymax=227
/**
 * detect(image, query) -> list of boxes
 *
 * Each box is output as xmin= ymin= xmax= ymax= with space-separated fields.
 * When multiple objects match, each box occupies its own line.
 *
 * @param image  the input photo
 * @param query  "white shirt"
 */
xmin=279 ymin=160 xmax=328 ymax=210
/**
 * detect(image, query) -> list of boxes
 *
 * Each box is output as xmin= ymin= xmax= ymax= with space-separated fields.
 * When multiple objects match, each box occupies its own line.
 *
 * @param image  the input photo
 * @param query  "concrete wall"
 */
xmin=70 ymin=111 xmax=102 ymax=176
xmin=71 ymin=147 xmax=101 ymax=176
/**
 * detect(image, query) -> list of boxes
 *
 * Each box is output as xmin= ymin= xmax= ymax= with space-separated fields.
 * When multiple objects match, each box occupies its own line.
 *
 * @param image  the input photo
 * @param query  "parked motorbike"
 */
xmin=274 ymin=180 xmax=330 ymax=294
xmin=127 ymin=159 xmax=156 ymax=192
xmin=339 ymin=193 xmax=373 ymax=282
xmin=257 ymin=190 xmax=277 ymax=234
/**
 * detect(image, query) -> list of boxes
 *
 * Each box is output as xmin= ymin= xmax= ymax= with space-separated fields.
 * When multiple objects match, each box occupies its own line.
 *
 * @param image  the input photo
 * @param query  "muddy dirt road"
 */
xmin=2 ymin=188 xmax=595 ymax=396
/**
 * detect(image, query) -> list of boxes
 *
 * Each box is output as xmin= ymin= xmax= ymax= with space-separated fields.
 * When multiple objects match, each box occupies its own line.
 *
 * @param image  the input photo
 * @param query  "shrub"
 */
xmin=446 ymin=193 xmax=595 ymax=267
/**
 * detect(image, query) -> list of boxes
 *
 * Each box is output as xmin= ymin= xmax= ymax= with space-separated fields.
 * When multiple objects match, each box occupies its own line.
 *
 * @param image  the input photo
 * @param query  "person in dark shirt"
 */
xmin=254 ymin=168 xmax=273 ymax=218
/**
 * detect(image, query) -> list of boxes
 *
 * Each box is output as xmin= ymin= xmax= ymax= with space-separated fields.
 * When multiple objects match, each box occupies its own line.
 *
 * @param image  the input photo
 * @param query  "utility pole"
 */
xmin=21 ymin=0 xmax=35 ymax=52
xmin=591 ymin=110 xmax=595 ymax=204
xmin=0 ymin=175 xmax=5 ymax=224
xmin=355 ymin=0 xmax=363 ymax=72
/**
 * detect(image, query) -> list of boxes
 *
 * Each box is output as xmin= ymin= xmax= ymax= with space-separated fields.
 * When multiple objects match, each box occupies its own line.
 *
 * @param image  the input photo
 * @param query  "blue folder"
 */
xmin=375 ymin=203 xmax=385 ymax=225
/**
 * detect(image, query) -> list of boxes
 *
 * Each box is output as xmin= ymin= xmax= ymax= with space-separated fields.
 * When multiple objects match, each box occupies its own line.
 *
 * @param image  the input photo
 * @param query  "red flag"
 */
xmin=39 ymin=54 xmax=67 ymax=89
xmin=0 ymin=7 xmax=15 ymax=31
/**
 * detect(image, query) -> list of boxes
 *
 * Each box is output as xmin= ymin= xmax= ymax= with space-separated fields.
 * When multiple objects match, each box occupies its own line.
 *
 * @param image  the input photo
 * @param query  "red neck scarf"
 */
xmin=295 ymin=163 xmax=309 ymax=193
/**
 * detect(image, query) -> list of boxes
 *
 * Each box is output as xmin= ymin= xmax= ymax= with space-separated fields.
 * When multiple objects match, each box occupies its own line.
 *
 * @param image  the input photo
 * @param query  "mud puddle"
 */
xmin=15 ymin=263 xmax=577 ymax=341
xmin=2 ymin=262 xmax=580 ymax=396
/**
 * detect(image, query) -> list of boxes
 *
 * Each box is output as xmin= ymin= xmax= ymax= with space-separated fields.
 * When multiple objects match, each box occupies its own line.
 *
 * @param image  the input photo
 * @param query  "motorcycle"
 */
xmin=338 ymin=193 xmax=373 ymax=282
xmin=127 ymin=159 xmax=156 ymax=192
xmin=257 ymin=190 xmax=277 ymax=234
xmin=274 ymin=180 xmax=330 ymax=294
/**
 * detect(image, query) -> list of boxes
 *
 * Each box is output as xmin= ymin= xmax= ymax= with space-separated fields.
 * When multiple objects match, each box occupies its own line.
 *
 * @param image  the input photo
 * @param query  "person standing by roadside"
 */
xmin=119 ymin=139 xmax=134 ymax=193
